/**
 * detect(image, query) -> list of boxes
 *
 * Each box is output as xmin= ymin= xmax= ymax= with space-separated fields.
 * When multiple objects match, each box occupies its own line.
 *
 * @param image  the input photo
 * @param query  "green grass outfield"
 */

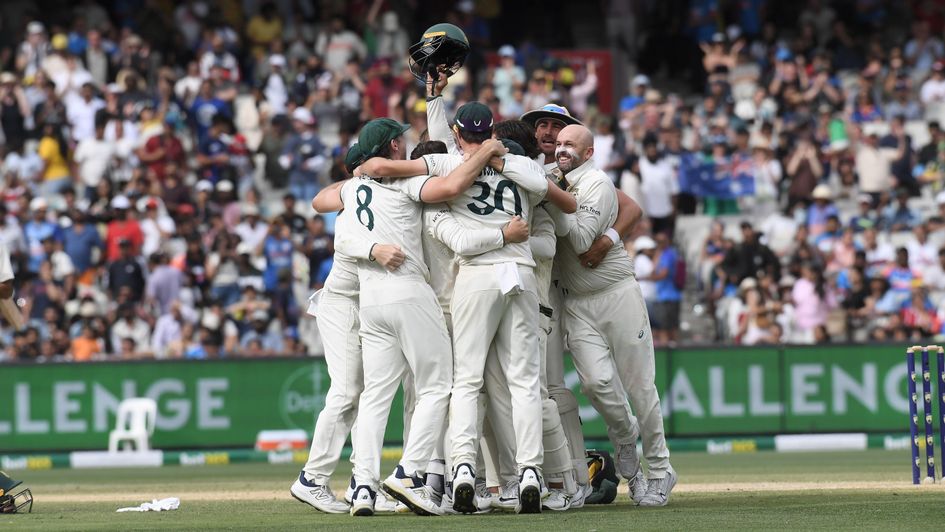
xmin=2 ymin=450 xmax=944 ymax=531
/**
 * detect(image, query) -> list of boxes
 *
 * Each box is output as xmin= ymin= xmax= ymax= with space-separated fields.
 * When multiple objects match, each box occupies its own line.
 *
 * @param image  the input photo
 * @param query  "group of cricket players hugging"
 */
xmin=288 ymin=73 xmax=677 ymax=517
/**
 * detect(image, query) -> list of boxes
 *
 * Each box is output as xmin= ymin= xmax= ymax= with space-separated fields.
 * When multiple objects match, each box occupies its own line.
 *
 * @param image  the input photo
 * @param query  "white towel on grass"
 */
xmin=116 ymin=497 xmax=180 ymax=512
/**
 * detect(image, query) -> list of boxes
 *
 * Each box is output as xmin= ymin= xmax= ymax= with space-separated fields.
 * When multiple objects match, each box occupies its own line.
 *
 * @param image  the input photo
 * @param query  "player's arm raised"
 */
xmin=419 ymin=139 xmax=508 ymax=202
xmin=425 ymin=72 xmax=459 ymax=154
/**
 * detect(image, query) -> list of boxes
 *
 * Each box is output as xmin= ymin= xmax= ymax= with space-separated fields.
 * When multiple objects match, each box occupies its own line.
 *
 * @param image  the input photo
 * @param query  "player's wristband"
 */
xmin=368 ymin=243 xmax=377 ymax=261
xmin=426 ymin=94 xmax=442 ymax=102
xmin=604 ymin=228 xmax=621 ymax=247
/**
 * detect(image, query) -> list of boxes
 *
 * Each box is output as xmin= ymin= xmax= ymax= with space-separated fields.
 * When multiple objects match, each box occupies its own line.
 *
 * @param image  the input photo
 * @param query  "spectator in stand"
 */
xmin=884 ymin=247 xmax=922 ymax=308
xmin=920 ymin=61 xmax=945 ymax=105
xmin=723 ymin=222 xmax=781 ymax=284
xmin=138 ymin=118 xmax=186 ymax=186
xmin=854 ymin=125 xmax=904 ymax=204
xmin=281 ymin=107 xmax=326 ymax=203
xmin=190 ymin=80 xmax=230 ymax=145
xmin=785 ymin=131 xmax=823 ymax=210
xmin=73 ymin=116 xmax=115 ymax=201
xmin=633 ymin=236 xmax=659 ymax=319
xmin=111 ymin=303 xmax=151 ymax=357
xmin=61 ymin=212 xmax=102 ymax=287
xmin=145 ymin=252 xmax=182 ymax=316
xmin=104 ymin=196 xmax=143 ymax=261
xmin=152 ymin=300 xmax=189 ymax=359
xmin=807 ymin=185 xmax=840 ymax=238
xmin=71 ymin=324 xmax=103 ymax=361
xmin=107 ymin=239 xmax=145 ymax=302
xmin=881 ymin=189 xmax=920 ymax=231
xmin=651 ymin=231 xmax=683 ymax=346
xmin=639 ymin=133 xmax=678 ymax=235
xmin=199 ymin=33 xmax=240 ymax=82
xmin=862 ymin=227 xmax=895 ymax=277
xmin=315 ymin=15 xmax=367 ymax=73
xmin=23 ymin=198 xmax=58 ymax=274
xmin=493 ymin=45 xmax=525 ymax=113
xmin=196 ymin=114 xmax=233 ymax=184
xmin=849 ymin=194 xmax=877 ymax=232
xmin=37 ymin=121 xmax=72 ymax=197
xmin=791 ymin=262 xmax=835 ymax=343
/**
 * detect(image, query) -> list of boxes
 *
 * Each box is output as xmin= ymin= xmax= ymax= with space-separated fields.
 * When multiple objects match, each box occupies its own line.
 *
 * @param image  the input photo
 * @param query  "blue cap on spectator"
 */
xmin=498 ymin=45 xmax=515 ymax=58
xmin=776 ymin=48 xmax=794 ymax=62
xmin=619 ymin=96 xmax=643 ymax=112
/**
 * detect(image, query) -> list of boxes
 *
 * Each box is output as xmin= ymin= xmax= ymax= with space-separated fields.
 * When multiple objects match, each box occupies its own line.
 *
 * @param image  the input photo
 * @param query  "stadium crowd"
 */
xmin=4 ymin=0 xmax=945 ymax=360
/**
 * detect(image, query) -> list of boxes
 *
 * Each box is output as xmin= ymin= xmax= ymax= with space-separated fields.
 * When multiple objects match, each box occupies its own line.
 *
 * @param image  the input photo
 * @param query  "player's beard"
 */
xmin=556 ymin=146 xmax=582 ymax=174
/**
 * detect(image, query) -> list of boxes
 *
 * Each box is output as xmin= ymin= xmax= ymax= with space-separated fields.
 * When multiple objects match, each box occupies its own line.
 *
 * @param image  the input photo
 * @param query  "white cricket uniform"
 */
xmin=550 ymin=159 xmax=671 ymax=478
xmin=422 ymin=151 xmax=547 ymax=473
xmin=302 ymin=208 xmax=371 ymax=485
xmin=344 ymin=176 xmax=453 ymax=488
xmin=0 ymin=242 xmax=13 ymax=284
xmin=402 ymin=204 xmax=507 ymax=469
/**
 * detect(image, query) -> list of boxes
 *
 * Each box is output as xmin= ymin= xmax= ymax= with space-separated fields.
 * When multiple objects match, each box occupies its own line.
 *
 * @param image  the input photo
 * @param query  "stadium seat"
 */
xmin=108 ymin=398 xmax=158 ymax=453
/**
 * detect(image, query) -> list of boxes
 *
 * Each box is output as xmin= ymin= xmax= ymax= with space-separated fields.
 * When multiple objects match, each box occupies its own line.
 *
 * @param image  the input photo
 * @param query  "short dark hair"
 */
xmin=457 ymin=128 xmax=492 ymax=145
xmin=494 ymin=120 xmax=540 ymax=159
xmin=410 ymin=140 xmax=448 ymax=159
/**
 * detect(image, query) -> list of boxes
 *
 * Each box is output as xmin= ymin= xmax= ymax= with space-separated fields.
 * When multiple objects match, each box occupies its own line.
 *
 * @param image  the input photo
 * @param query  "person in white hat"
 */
xmin=494 ymin=45 xmax=524 ymax=113
xmin=745 ymin=134 xmax=782 ymax=215
xmin=283 ymin=107 xmax=327 ymax=204
xmin=263 ymin=54 xmax=288 ymax=115
xmin=16 ymin=21 xmax=49 ymax=79
xmin=806 ymin=184 xmax=839 ymax=238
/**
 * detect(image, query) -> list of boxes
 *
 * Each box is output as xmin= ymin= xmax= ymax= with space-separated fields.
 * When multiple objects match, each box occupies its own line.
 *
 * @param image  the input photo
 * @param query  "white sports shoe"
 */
xmin=541 ymin=489 xmax=572 ymax=511
xmin=639 ymin=468 xmax=678 ymax=507
xmin=349 ymin=485 xmax=375 ymax=517
xmin=516 ymin=467 xmax=543 ymax=514
xmin=569 ymin=483 xmax=593 ymax=509
xmin=382 ymin=465 xmax=443 ymax=516
xmin=492 ymin=480 xmax=518 ymax=511
xmin=615 ymin=442 xmax=642 ymax=481
xmin=290 ymin=472 xmax=350 ymax=514
xmin=451 ymin=463 xmax=477 ymax=514
xmin=374 ymin=490 xmax=407 ymax=514
xmin=344 ymin=476 xmax=356 ymax=504
xmin=439 ymin=490 xmax=459 ymax=515
xmin=474 ymin=480 xmax=493 ymax=513
xmin=628 ymin=471 xmax=648 ymax=504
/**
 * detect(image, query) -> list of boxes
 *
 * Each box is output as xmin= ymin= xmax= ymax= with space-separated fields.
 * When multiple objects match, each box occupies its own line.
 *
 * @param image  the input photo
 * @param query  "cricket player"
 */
xmin=549 ymin=124 xmax=677 ymax=506
xmin=357 ymin=101 xmax=576 ymax=514
xmin=521 ymin=104 xmax=645 ymax=504
xmin=314 ymin=118 xmax=510 ymax=516
xmin=291 ymin=144 xmax=408 ymax=515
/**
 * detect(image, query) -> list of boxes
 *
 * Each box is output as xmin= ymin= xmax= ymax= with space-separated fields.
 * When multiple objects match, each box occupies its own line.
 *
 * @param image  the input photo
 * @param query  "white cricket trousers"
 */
xmin=352 ymin=278 xmax=453 ymax=487
xmin=303 ymin=290 xmax=362 ymax=484
xmin=564 ymin=277 xmax=671 ymax=477
xmin=449 ymin=264 xmax=543 ymax=472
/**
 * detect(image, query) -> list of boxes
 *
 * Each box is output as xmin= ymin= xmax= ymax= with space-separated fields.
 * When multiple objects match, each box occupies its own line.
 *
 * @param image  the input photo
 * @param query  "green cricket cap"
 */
xmin=358 ymin=118 xmax=410 ymax=158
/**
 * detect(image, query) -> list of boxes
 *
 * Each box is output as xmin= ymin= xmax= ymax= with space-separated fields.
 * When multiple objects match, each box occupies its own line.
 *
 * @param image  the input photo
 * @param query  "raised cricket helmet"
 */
xmin=0 ymin=471 xmax=33 ymax=514
xmin=408 ymin=23 xmax=470 ymax=82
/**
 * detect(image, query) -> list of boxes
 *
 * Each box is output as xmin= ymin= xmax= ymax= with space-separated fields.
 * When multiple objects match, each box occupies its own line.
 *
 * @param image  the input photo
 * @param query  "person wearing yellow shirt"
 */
xmin=37 ymin=121 xmax=71 ymax=196
xmin=246 ymin=2 xmax=283 ymax=60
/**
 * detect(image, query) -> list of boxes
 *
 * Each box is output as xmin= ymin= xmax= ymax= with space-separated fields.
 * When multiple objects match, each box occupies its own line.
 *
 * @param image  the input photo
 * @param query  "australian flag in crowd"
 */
xmin=678 ymin=152 xmax=756 ymax=199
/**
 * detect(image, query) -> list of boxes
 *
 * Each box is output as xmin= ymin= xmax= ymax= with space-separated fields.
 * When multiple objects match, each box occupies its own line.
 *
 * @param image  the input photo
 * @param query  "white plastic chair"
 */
xmin=108 ymin=398 xmax=158 ymax=452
